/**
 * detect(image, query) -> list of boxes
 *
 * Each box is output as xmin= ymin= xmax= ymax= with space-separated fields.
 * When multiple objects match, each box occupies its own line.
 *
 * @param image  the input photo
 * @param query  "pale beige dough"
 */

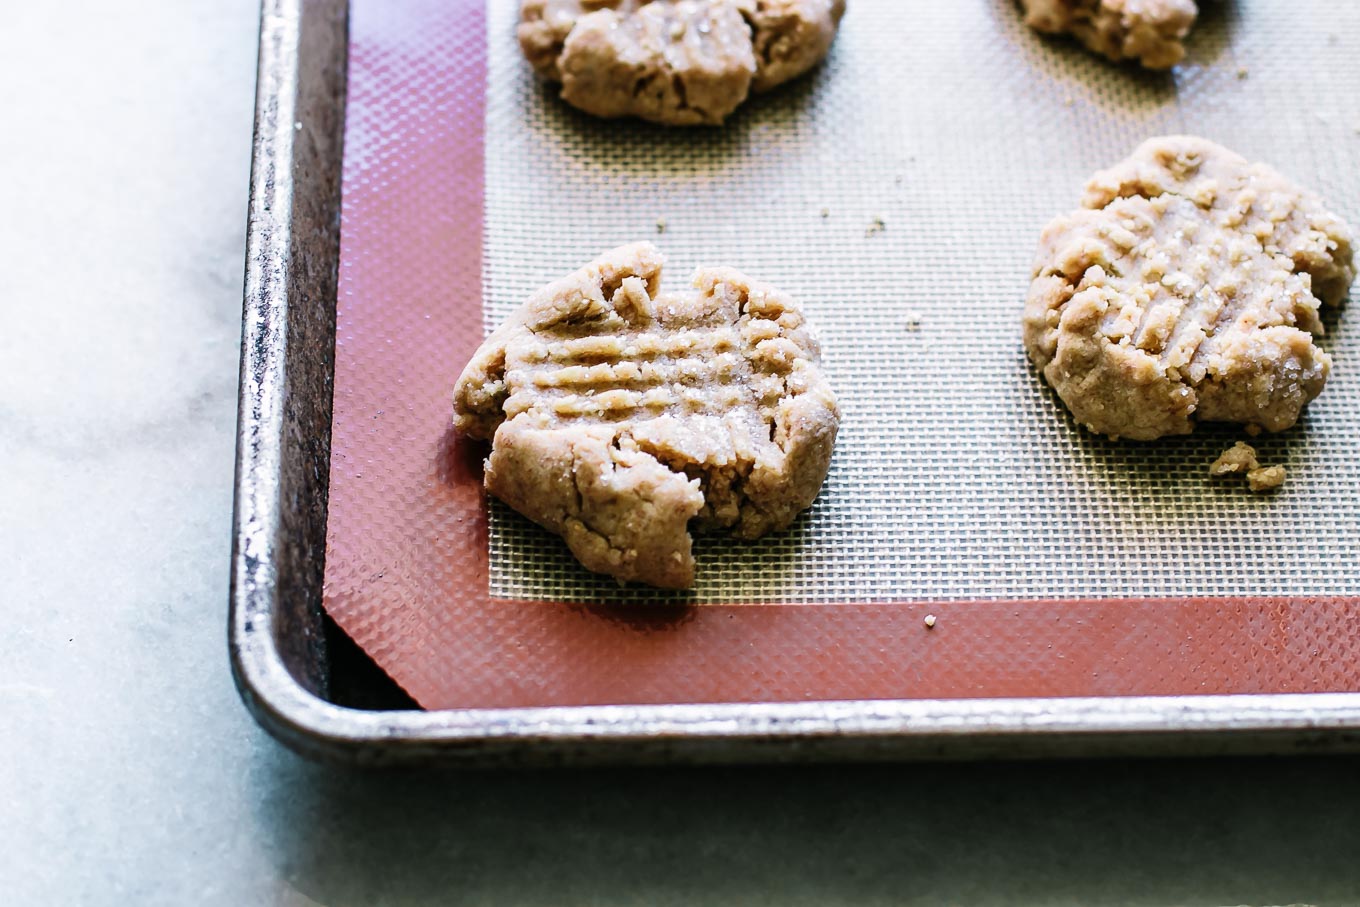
xmin=1017 ymin=0 xmax=1198 ymax=69
xmin=1209 ymin=441 xmax=1258 ymax=477
xmin=454 ymin=243 xmax=840 ymax=589
xmin=518 ymin=0 xmax=845 ymax=126
xmin=1209 ymin=442 xmax=1287 ymax=493
xmin=1246 ymin=465 xmax=1287 ymax=493
xmin=1024 ymin=136 xmax=1355 ymax=441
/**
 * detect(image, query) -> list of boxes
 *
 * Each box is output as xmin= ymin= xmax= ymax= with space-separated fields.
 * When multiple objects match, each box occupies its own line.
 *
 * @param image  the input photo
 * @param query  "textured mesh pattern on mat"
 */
xmin=483 ymin=0 xmax=1360 ymax=604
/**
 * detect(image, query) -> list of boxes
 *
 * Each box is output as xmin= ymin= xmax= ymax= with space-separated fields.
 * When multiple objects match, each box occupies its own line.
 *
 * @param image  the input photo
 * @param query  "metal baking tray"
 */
xmin=230 ymin=0 xmax=1360 ymax=766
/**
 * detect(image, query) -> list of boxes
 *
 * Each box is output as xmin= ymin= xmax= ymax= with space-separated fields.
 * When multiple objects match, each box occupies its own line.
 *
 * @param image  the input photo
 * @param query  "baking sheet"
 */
xmin=322 ymin=0 xmax=1360 ymax=710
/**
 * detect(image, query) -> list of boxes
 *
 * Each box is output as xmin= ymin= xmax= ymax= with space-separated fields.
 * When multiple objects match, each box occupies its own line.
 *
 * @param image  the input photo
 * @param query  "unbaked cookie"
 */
xmin=1017 ymin=0 xmax=1198 ymax=69
xmin=454 ymin=243 xmax=840 ymax=589
xmin=518 ymin=0 xmax=846 ymax=126
xmin=1024 ymin=136 xmax=1355 ymax=441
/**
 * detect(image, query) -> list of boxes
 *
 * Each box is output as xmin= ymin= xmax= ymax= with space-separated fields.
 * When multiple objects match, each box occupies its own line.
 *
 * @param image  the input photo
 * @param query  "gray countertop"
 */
xmin=3 ymin=1 xmax=1359 ymax=904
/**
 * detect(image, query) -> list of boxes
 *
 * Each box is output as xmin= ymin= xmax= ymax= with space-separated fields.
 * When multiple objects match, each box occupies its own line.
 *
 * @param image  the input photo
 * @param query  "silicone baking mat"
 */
xmin=323 ymin=0 xmax=1360 ymax=710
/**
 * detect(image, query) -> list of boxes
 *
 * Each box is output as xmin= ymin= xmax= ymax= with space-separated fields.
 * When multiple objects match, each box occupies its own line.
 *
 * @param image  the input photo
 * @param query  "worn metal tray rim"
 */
xmin=229 ymin=0 xmax=1360 ymax=764
xmin=237 ymin=626 xmax=1360 ymax=739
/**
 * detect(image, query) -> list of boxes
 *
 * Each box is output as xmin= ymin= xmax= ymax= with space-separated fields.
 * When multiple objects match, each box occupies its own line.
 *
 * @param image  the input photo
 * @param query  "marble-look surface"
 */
xmin=2 ymin=1 xmax=1359 ymax=904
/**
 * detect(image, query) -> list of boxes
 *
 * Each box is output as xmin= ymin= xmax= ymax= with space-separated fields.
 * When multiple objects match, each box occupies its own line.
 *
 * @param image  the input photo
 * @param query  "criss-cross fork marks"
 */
xmin=1083 ymin=196 xmax=1323 ymax=388
xmin=501 ymin=317 xmax=801 ymax=429
xmin=1023 ymin=136 xmax=1352 ymax=440
xmin=452 ymin=243 xmax=841 ymax=587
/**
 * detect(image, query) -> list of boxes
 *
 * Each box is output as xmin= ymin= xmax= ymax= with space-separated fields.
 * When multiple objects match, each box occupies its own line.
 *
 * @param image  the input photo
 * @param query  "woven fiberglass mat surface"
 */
xmin=483 ymin=0 xmax=1360 ymax=604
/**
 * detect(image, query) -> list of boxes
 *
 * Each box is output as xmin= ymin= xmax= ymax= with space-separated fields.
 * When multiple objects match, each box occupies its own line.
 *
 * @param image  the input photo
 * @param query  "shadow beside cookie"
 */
xmin=988 ymin=0 xmax=1215 ymax=119
xmin=522 ymin=61 xmax=833 ymax=181
xmin=435 ymin=422 xmax=486 ymax=489
xmin=481 ymin=494 xmax=823 ymax=611
xmin=1179 ymin=0 xmax=1234 ymax=71
xmin=1021 ymin=358 xmax=1313 ymax=510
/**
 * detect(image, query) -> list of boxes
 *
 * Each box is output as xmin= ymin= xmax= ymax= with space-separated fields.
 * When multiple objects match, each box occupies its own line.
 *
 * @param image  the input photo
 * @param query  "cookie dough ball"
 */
xmin=1024 ymin=136 xmax=1355 ymax=441
xmin=1017 ymin=0 xmax=1198 ymax=70
xmin=454 ymin=243 xmax=840 ymax=588
xmin=518 ymin=0 xmax=846 ymax=126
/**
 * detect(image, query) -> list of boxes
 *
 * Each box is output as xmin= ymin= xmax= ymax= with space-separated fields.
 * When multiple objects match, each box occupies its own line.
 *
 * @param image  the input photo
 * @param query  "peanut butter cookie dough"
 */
xmin=454 ymin=243 xmax=840 ymax=589
xmin=518 ymin=0 xmax=846 ymax=126
xmin=1209 ymin=442 xmax=1288 ymax=493
xmin=1209 ymin=441 xmax=1258 ymax=478
xmin=1017 ymin=0 xmax=1197 ymax=70
xmin=1024 ymin=136 xmax=1355 ymax=441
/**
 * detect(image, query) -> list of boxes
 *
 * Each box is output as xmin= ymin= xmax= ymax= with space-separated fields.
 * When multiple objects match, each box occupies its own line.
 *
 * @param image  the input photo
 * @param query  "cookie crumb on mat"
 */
xmin=904 ymin=312 xmax=922 ymax=332
xmin=924 ymin=614 xmax=937 ymax=628
xmin=656 ymin=217 xmax=667 ymax=234
xmin=1210 ymin=442 xmax=1287 ymax=493
xmin=866 ymin=216 xmax=886 ymax=237
xmin=1247 ymin=465 xmax=1287 ymax=493
xmin=1209 ymin=441 xmax=1258 ymax=477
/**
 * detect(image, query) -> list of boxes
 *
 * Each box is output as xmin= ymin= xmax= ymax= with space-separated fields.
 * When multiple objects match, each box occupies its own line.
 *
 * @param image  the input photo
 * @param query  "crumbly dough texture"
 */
xmin=1209 ymin=442 xmax=1287 ymax=493
xmin=518 ymin=0 xmax=846 ymax=125
xmin=1024 ymin=136 xmax=1355 ymax=441
xmin=454 ymin=243 xmax=840 ymax=589
xmin=1209 ymin=441 xmax=1258 ymax=477
xmin=1017 ymin=0 xmax=1198 ymax=69
xmin=1246 ymin=465 xmax=1287 ymax=493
